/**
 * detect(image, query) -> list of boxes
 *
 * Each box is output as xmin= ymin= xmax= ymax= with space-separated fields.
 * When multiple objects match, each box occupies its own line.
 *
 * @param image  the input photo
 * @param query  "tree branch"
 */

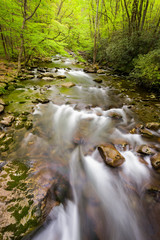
xmin=26 ymin=0 xmax=42 ymax=21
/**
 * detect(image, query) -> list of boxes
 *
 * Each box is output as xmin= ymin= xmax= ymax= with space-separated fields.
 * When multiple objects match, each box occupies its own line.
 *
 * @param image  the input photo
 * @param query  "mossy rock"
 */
xmin=15 ymin=121 xmax=24 ymax=129
xmin=25 ymin=121 xmax=33 ymax=130
xmin=0 ymin=145 xmax=9 ymax=152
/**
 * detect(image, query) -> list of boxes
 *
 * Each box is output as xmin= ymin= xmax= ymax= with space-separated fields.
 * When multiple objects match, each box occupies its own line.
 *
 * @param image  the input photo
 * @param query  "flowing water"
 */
xmin=1 ymin=56 xmax=160 ymax=240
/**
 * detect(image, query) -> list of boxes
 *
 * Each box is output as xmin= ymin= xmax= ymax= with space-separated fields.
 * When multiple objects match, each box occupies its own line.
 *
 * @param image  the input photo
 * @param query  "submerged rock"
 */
xmin=98 ymin=144 xmax=125 ymax=167
xmin=151 ymin=153 xmax=160 ymax=170
xmin=0 ymin=115 xmax=15 ymax=126
xmin=61 ymin=82 xmax=76 ymax=88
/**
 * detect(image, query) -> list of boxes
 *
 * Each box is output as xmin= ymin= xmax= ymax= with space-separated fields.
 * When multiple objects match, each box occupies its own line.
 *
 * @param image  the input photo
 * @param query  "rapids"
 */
xmin=29 ymin=57 xmax=160 ymax=240
xmin=1 ymin=56 xmax=160 ymax=240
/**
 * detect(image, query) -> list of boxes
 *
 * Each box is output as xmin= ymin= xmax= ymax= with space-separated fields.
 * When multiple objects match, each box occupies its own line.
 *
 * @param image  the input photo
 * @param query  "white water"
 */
xmin=31 ymin=59 xmax=152 ymax=240
xmin=33 ymin=146 xmax=149 ymax=240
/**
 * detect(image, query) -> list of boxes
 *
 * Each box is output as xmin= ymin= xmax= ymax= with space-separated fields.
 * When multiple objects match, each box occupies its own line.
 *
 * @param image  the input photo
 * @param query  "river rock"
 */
xmin=57 ymin=75 xmax=67 ymax=79
xmin=0 ymin=115 xmax=15 ymax=126
xmin=0 ymin=99 xmax=5 ymax=105
xmin=0 ymin=133 xmax=6 ymax=140
xmin=139 ymin=128 xmax=154 ymax=138
xmin=0 ymin=145 xmax=9 ymax=152
xmin=146 ymin=122 xmax=160 ymax=131
xmin=42 ymin=72 xmax=56 ymax=78
xmin=84 ymin=67 xmax=97 ymax=73
xmin=97 ymin=69 xmax=106 ymax=74
xmin=3 ymin=136 xmax=13 ymax=145
xmin=93 ymin=78 xmax=102 ymax=83
xmin=98 ymin=144 xmax=125 ymax=167
xmin=15 ymin=120 xmax=24 ymax=129
xmin=61 ymin=82 xmax=76 ymax=88
xmin=107 ymin=111 xmax=122 ymax=119
xmin=25 ymin=121 xmax=33 ymax=130
xmin=151 ymin=153 xmax=160 ymax=170
xmin=0 ymin=105 xmax=4 ymax=113
xmin=36 ymin=98 xmax=50 ymax=104
xmin=137 ymin=145 xmax=155 ymax=155
xmin=42 ymin=77 xmax=54 ymax=81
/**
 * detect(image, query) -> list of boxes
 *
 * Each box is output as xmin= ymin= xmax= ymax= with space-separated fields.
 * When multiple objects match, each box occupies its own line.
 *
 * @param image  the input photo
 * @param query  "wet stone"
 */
xmin=93 ymin=79 xmax=103 ymax=83
xmin=42 ymin=77 xmax=55 ymax=81
xmin=97 ymin=69 xmax=106 ymax=74
xmin=139 ymin=128 xmax=155 ymax=138
xmin=15 ymin=120 xmax=24 ymax=129
xmin=61 ymin=82 xmax=76 ymax=88
xmin=137 ymin=145 xmax=155 ymax=155
xmin=0 ymin=115 xmax=15 ymax=126
xmin=0 ymin=145 xmax=9 ymax=152
xmin=42 ymin=72 xmax=56 ymax=78
xmin=57 ymin=75 xmax=67 ymax=79
xmin=0 ymin=133 xmax=6 ymax=140
xmin=0 ymin=105 xmax=4 ymax=113
xmin=0 ymin=99 xmax=5 ymax=105
xmin=3 ymin=136 xmax=13 ymax=145
xmin=36 ymin=98 xmax=50 ymax=104
xmin=98 ymin=144 xmax=125 ymax=167
xmin=25 ymin=121 xmax=33 ymax=130
xmin=151 ymin=153 xmax=160 ymax=170
xmin=146 ymin=122 xmax=160 ymax=131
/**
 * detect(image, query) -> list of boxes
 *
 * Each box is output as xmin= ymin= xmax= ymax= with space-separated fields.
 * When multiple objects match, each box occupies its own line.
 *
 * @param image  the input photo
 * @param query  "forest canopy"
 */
xmin=0 ymin=0 xmax=160 ymax=90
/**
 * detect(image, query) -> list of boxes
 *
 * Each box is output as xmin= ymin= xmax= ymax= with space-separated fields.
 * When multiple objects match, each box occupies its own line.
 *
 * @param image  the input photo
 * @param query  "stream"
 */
xmin=0 ymin=56 xmax=160 ymax=240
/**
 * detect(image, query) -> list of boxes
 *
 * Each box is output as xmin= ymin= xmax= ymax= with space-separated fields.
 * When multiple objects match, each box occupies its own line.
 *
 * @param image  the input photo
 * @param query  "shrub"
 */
xmin=130 ymin=49 xmax=160 ymax=91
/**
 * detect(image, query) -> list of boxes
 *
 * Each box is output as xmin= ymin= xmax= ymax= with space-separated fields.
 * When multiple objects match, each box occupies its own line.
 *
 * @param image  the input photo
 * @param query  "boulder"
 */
xmin=146 ymin=122 xmax=160 ymax=131
xmin=98 ymin=144 xmax=125 ymax=167
xmin=0 ymin=115 xmax=15 ymax=126
xmin=137 ymin=145 xmax=155 ymax=155
xmin=61 ymin=82 xmax=76 ymax=88
xmin=151 ymin=153 xmax=160 ymax=170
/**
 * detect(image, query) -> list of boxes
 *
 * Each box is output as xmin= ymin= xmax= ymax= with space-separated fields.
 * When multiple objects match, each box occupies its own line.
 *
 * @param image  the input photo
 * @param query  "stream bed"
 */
xmin=0 ymin=56 xmax=160 ymax=240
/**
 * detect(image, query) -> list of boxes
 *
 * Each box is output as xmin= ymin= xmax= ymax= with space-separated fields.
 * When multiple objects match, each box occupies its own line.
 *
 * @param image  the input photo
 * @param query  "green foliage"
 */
xmin=131 ymin=49 xmax=160 ymax=91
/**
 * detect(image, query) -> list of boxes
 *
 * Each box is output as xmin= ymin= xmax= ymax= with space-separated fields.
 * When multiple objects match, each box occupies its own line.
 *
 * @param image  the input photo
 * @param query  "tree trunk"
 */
xmin=0 ymin=24 xmax=9 ymax=60
xmin=93 ymin=0 xmax=100 ymax=64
